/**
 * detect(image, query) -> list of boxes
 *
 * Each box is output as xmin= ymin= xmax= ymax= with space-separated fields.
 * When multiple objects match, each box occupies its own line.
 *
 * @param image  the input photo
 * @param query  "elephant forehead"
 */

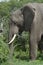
xmin=11 ymin=10 xmax=24 ymax=25
xmin=14 ymin=10 xmax=23 ymax=20
xmin=12 ymin=9 xmax=23 ymax=17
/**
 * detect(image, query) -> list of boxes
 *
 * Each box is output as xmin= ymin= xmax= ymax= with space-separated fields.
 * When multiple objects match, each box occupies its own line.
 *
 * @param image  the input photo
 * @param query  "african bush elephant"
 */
xmin=8 ymin=3 xmax=43 ymax=60
xmin=38 ymin=35 xmax=43 ymax=53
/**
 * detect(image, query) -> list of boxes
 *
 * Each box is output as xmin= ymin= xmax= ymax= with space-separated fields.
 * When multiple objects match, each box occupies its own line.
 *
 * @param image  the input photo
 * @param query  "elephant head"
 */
xmin=8 ymin=5 xmax=35 ymax=44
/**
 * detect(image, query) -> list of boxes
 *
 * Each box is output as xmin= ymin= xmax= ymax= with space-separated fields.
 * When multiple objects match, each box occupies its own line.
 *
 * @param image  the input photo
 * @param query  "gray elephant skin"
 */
xmin=9 ymin=3 xmax=43 ymax=60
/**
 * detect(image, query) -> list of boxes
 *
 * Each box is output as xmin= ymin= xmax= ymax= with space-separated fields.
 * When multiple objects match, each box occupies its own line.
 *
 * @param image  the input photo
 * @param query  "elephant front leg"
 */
xmin=30 ymin=35 xmax=38 ymax=60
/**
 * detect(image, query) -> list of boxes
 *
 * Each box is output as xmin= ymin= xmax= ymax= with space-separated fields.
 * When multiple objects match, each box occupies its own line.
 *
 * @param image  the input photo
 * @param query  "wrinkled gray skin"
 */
xmin=9 ymin=3 xmax=43 ymax=60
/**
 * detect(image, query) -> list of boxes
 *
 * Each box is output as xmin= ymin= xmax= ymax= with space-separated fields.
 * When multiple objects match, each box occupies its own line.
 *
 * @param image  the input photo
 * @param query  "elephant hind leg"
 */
xmin=38 ymin=34 xmax=43 ymax=53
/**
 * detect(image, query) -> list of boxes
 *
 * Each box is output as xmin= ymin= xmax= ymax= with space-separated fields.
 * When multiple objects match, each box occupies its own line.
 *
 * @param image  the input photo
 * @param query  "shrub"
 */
xmin=0 ymin=35 xmax=9 ymax=64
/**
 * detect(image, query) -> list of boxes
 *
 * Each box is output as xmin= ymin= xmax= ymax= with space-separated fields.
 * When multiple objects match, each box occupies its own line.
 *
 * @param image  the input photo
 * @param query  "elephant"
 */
xmin=8 ymin=3 xmax=43 ymax=60
xmin=38 ymin=35 xmax=43 ymax=53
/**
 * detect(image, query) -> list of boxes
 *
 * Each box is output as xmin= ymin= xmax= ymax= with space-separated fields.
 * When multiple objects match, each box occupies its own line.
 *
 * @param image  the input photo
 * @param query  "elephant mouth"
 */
xmin=8 ymin=34 xmax=17 ymax=44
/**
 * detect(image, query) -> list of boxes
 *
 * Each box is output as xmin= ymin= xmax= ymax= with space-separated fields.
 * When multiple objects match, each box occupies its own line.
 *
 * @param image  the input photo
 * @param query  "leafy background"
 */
xmin=0 ymin=0 xmax=43 ymax=65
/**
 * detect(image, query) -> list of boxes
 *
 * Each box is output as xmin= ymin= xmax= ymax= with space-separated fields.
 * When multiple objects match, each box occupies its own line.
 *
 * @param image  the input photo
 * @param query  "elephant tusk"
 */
xmin=8 ymin=34 xmax=16 ymax=44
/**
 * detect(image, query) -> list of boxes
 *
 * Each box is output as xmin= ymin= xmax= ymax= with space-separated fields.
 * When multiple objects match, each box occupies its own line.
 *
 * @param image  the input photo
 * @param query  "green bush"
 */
xmin=0 ymin=35 xmax=9 ymax=64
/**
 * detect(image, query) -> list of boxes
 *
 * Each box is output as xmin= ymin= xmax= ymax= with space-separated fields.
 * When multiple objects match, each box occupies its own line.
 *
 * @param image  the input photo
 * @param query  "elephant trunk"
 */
xmin=8 ymin=34 xmax=17 ymax=44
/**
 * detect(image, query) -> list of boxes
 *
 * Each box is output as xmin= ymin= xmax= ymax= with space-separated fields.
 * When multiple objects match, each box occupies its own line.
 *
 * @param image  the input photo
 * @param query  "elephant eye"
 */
xmin=12 ymin=20 xmax=16 ymax=25
xmin=14 ymin=22 xmax=16 ymax=24
xmin=19 ymin=11 xmax=23 ymax=16
xmin=32 ymin=8 xmax=36 ymax=12
xmin=33 ymin=8 xmax=36 ymax=11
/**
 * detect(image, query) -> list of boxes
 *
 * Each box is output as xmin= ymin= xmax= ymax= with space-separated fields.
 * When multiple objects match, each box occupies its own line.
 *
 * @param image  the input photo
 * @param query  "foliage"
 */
xmin=0 ymin=35 xmax=9 ymax=64
xmin=0 ymin=0 xmax=43 ymax=65
xmin=1 ymin=59 xmax=43 ymax=65
xmin=13 ymin=32 xmax=29 ymax=58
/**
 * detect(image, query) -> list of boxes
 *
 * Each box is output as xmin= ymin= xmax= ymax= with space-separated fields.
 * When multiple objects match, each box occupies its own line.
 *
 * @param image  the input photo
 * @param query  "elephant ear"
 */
xmin=21 ymin=6 xmax=35 ymax=31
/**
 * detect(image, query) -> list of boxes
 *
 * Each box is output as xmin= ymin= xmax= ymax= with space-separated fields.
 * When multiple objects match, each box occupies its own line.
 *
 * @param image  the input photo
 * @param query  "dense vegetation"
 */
xmin=0 ymin=0 xmax=43 ymax=65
